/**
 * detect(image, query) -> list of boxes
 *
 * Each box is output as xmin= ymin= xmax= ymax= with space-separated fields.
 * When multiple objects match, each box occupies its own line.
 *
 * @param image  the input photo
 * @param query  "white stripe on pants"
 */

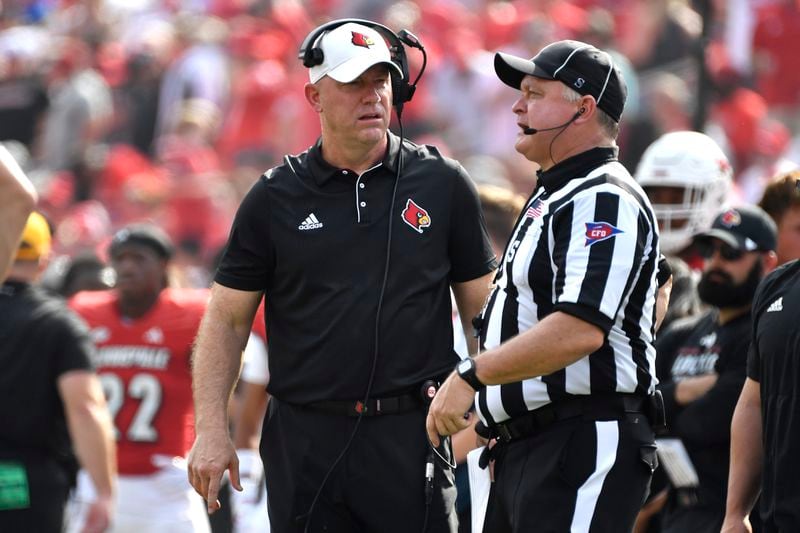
xmin=570 ymin=420 xmax=620 ymax=533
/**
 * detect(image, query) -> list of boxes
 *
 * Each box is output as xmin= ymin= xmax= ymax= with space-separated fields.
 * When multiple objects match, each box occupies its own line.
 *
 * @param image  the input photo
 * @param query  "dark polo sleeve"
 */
xmin=215 ymin=175 xmax=274 ymax=292
xmin=448 ymin=163 xmax=497 ymax=282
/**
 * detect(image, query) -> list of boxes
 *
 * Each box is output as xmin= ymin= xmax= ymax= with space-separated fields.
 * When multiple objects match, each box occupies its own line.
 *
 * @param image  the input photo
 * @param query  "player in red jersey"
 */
xmin=70 ymin=224 xmax=211 ymax=533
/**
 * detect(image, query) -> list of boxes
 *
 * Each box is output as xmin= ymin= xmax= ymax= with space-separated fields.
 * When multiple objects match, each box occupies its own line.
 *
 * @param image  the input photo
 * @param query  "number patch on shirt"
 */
xmin=100 ymin=373 xmax=162 ymax=442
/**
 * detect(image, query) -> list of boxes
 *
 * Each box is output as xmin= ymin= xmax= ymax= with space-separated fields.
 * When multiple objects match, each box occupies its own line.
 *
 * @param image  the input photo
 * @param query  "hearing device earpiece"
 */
xmin=579 ymin=107 xmax=586 ymax=114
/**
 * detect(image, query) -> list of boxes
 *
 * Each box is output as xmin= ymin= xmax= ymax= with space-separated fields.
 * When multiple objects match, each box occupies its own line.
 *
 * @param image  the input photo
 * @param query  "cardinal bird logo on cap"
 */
xmin=402 ymin=199 xmax=431 ymax=234
xmin=720 ymin=209 xmax=741 ymax=227
xmin=584 ymin=222 xmax=623 ymax=246
xmin=351 ymin=31 xmax=375 ymax=48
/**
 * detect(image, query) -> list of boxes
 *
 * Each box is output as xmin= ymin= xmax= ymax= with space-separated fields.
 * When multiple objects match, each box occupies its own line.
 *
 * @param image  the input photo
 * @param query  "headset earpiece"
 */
xmin=303 ymin=47 xmax=324 ymax=68
xmin=579 ymin=107 xmax=586 ymax=115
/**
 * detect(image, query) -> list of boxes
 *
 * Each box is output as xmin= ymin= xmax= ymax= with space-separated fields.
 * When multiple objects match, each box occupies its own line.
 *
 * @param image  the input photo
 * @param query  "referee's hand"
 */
xmin=187 ymin=429 xmax=243 ymax=514
xmin=426 ymin=371 xmax=475 ymax=447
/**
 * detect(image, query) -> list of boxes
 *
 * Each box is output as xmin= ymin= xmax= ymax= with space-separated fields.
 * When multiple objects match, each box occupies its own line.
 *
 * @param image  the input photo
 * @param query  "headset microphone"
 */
xmin=398 ymin=29 xmax=423 ymax=49
xmin=522 ymin=108 xmax=584 ymax=135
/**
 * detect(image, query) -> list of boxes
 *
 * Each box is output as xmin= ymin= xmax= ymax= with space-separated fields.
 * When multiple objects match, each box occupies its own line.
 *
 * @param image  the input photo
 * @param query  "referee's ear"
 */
xmin=575 ymin=95 xmax=595 ymax=123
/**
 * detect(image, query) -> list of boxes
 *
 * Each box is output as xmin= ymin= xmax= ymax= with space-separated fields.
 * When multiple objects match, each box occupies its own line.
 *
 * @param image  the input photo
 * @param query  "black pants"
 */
xmin=260 ymin=398 xmax=458 ymax=533
xmin=483 ymin=414 xmax=656 ymax=533
xmin=0 ymin=458 xmax=71 ymax=532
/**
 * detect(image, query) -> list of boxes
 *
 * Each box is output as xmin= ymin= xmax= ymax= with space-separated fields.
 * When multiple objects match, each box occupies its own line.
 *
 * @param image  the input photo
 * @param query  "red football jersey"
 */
xmin=70 ymin=288 xmax=209 ymax=475
xmin=251 ymin=299 xmax=266 ymax=343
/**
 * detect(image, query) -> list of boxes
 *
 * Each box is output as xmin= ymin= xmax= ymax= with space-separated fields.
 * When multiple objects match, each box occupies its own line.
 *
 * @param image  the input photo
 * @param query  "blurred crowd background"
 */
xmin=2 ymin=0 xmax=799 ymax=290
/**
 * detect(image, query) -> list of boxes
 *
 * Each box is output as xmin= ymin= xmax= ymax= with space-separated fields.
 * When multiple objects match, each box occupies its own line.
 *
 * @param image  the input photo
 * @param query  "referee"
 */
xmin=427 ymin=40 xmax=663 ymax=532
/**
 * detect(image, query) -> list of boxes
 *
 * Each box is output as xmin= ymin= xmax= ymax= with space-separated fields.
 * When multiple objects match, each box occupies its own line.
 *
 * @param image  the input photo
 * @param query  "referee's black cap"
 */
xmin=694 ymin=206 xmax=777 ymax=253
xmin=109 ymin=223 xmax=175 ymax=260
xmin=494 ymin=40 xmax=627 ymax=122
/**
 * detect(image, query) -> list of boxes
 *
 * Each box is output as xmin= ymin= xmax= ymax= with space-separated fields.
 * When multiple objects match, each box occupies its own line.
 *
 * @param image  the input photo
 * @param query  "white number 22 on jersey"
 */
xmin=100 ymin=373 xmax=162 ymax=442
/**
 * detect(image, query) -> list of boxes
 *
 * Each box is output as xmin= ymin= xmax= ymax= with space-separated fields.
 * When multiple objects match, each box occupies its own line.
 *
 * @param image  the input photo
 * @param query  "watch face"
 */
xmin=457 ymin=359 xmax=472 ymax=373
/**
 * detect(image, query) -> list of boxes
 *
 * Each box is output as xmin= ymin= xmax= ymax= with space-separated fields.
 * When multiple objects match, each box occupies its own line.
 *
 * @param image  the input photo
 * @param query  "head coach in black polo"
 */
xmin=188 ymin=19 xmax=496 ymax=533
xmin=427 ymin=40 xmax=664 ymax=532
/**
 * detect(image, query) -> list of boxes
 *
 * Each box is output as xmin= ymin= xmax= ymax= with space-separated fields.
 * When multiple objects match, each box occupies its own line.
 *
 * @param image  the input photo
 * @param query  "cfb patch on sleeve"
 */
xmin=584 ymin=221 xmax=623 ymax=246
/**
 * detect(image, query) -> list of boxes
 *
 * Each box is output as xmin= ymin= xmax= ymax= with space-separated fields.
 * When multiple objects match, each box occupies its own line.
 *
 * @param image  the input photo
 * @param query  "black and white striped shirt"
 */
xmin=476 ymin=147 xmax=660 ymax=426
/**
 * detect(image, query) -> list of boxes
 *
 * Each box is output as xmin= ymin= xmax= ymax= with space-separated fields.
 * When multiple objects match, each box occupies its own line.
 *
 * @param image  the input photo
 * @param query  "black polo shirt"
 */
xmin=747 ymin=259 xmax=800 ymax=529
xmin=0 ymin=281 xmax=94 ymax=469
xmin=216 ymin=132 xmax=496 ymax=404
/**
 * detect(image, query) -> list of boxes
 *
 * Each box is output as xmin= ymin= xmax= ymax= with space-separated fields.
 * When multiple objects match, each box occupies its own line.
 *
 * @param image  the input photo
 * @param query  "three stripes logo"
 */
xmin=766 ymin=297 xmax=783 ymax=313
xmin=298 ymin=213 xmax=323 ymax=231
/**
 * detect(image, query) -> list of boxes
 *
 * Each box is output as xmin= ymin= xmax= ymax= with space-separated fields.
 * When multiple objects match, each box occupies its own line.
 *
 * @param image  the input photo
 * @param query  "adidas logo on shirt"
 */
xmin=766 ymin=297 xmax=783 ymax=313
xmin=298 ymin=213 xmax=323 ymax=231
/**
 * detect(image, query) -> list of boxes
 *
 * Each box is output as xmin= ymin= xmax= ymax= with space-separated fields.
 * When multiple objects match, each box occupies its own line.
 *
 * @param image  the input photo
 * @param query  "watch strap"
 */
xmin=456 ymin=358 xmax=484 ymax=391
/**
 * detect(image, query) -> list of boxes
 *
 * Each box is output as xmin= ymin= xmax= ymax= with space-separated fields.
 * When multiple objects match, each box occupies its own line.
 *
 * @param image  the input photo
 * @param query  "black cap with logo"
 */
xmin=693 ymin=205 xmax=777 ymax=253
xmin=494 ymin=39 xmax=627 ymax=123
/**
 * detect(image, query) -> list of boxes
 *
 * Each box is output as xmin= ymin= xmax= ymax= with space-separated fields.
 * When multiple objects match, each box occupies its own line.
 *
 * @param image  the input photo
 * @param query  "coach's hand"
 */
xmin=188 ymin=429 xmax=242 ymax=514
xmin=426 ymin=371 xmax=475 ymax=447
xmin=81 ymin=494 xmax=113 ymax=533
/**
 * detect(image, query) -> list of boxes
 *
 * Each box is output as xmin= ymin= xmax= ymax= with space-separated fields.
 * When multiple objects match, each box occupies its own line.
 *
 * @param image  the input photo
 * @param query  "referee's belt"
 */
xmin=476 ymin=393 xmax=651 ymax=444
xmin=304 ymin=392 xmax=423 ymax=417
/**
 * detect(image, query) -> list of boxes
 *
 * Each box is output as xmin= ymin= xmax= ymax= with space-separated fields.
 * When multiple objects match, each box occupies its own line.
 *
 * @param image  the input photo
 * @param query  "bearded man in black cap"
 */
xmin=427 ymin=40 xmax=665 ymax=531
xmin=652 ymin=205 xmax=777 ymax=533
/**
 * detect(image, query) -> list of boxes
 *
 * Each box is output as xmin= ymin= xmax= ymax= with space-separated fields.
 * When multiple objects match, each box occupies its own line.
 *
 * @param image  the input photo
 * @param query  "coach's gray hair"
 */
xmin=562 ymin=85 xmax=619 ymax=139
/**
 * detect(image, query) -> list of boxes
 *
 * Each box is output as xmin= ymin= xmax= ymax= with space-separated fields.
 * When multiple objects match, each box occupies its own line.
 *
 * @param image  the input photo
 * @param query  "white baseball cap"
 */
xmin=308 ymin=22 xmax=404 ymax=84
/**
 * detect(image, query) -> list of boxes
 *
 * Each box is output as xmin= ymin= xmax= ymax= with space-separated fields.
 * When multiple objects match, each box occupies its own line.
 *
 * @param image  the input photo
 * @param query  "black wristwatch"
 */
xmin=456 ymin=358 xmax=484 ymax=391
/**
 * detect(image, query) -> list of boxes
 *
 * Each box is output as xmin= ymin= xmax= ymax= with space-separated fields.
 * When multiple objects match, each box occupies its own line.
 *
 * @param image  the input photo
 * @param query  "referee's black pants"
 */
xmin=483 ymin=413 xmax=656 ymax=533
xmin=260 ymin=398 xmax=458 ymax=533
